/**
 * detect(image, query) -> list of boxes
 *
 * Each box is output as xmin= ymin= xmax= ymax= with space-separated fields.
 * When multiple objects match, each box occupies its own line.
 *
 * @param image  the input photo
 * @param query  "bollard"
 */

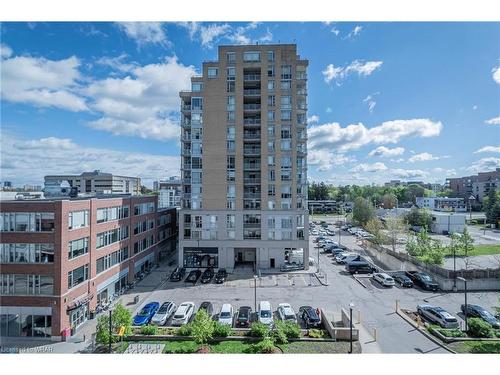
xmin=395 ymin=300 xmax=399 ymax=312
xmin=373 ymin=328 xmax=377 ymax=341
xmin=416 ymin=315 xmax=421 ymax=328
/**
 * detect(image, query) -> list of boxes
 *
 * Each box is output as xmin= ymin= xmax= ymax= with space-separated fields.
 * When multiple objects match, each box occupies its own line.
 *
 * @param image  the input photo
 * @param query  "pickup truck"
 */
xmin=405 ymin=271 xmax=439 ymax=291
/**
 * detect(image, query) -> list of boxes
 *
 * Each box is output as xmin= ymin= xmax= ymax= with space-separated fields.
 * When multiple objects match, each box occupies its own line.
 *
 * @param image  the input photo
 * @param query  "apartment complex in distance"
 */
xmin=415 ymin=197 xmax=467 ymax=212
xmin=0 ymin=195 xmax=177 ymax=340
xmin=178 ymin=44 xmax=309 ymax=272
xmin=446 ymin=168 xmax=500 ymax=205
xmin=44 ymin=170 xmax=141 ymax=196
xmin=154 ymin=176 xmax=182 ymax=208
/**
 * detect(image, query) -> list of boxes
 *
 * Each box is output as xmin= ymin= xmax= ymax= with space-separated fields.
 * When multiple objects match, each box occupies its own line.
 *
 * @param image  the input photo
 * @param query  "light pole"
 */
xmin=453 ymin=241 xmax=457 ymax=291
xmin=108 ymin=309 xmax=112 ymax=354
xmin=457 ymin=277 xmax=468 ymax=333
xmin=348 ymin=302 xmax=354 ymax=354
xmin=253 ymin=275 xmax=258 ymax=312
xmin=468 ymin=195 xmax=475 ymax=221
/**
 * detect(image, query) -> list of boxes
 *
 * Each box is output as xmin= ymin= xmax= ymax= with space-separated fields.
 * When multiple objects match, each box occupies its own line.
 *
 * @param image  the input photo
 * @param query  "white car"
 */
xmin=276 ymin=303 xmax=297 ymax=324
xmin=218 ymin=303 xmax=234 ymax=326
xmin=417 ymin=304 xmax=459 ymax=329
xmin=171 ymin=302 xmax=195 ymax=326
xmin=151 ymin=301 xmax=177 ymax=325
xmin=373 ymin=273 xmax=395 ymax=287
xmin=258 ymin=301 xmax=274 ymax=326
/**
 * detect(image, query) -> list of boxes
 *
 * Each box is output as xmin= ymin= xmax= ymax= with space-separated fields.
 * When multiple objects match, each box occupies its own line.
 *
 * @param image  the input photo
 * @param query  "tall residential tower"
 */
xmin=179 ymin=44 xmax=308 ymax=271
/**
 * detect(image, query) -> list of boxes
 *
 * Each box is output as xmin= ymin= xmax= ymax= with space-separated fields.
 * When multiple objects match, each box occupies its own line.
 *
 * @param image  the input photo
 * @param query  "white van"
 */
xmin=258 ymin=301 xmax=274 ymax=326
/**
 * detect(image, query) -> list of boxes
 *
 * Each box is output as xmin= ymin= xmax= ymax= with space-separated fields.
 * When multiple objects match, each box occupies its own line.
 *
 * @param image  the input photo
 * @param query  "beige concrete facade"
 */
xmin=179 ymin=44 xmax=309 ymax=272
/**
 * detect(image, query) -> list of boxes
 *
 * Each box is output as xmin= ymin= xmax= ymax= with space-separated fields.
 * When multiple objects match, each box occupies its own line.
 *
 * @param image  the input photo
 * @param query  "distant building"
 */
xmin=416 ymin=197 xmax=467 ymax=212
xmin=154 ymin=177 xmax=182 ymax=208
xmin=2 ymin=181 xmax=12 ymax=190
xmin=430 ymin=212 xmax=466 ymax=234
xmin=44 ymin=170 xmax=141 ymax=197
xmin=446 ymin=168 xmax=500 ymax=204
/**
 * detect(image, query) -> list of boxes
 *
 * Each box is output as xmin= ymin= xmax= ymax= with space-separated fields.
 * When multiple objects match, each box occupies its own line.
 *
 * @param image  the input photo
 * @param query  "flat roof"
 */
xmin=1 ymin=193 xmax=156 ymax=203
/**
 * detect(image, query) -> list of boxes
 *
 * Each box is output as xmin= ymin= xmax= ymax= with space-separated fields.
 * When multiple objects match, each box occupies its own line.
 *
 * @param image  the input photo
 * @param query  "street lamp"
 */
xmin=253 ymin=275 xmax=258 ymax=312
xmin=348 ymin=302 xmax=354 ymax=354
xmin=457 ymin=277 xmax=468 ymax=333
xmin=468 ymin=195 xmax=475 ymax=221
xmin=108 ymin=309 xmax=112 ymax=353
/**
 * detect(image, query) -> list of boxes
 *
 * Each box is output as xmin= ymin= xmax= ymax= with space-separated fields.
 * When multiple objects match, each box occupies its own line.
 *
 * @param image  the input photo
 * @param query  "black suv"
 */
xmin=235 ymin=306 xmax=252 ymax=327
xmin=406 ymin=271 xmax=439 ymax=291
xmin=185 ymin=269 xmax=202 ymax=283
xmin=198 ymin=301 xmax=214 ymax=316
xmin=169 ymin=267 xmax=186 ymax=282
xmin=299 ymin=306 xmax=321 ymax=328
xmin=391 ymin=272 xmax=414 ymax=288
xmin=214 ymin=268 xmax=227 ymax=284
xmin=200 ymin=268 xmax=214 ymax=283
xmin=461 ymin=304 xmax=500 ymax=328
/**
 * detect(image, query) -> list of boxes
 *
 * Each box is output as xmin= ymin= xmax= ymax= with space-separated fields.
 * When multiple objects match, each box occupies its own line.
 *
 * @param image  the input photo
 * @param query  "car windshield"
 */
xmin=138 ymin=309 xmax=150 ymax=316
xmin=285 ymin=315 xmax=296 ymax=320
xmin=421 ymin=275 xmax=432 ymax=281
xmin=158 ymin=304 xmax=170 ymax=313
xmin=480 ymin=311 xmax=495 ymax=319
xmin=220 ymin=312 xmax=231 ymax=318
xmin=445 ymin=317 xmax=457 ymax=322
xmin=173 ymin=314 xmax=184 ymax=319
xmin=260 ymin=311 xmax=272 ymax=318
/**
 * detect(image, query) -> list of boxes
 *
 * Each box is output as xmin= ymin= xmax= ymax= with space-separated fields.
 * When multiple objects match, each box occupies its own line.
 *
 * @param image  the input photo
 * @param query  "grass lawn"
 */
xmin=449 ymin=341 xmax=500 ymax=354
xmin=473 ymin=245 xmax=500 ymax=256
xmin=279 ymin=341 xmax=357 ymax=354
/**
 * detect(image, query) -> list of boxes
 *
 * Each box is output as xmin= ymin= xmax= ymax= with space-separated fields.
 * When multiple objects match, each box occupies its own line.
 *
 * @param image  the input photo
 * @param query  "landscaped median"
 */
xmin=397 ymin=307 xmax=500 ymax=353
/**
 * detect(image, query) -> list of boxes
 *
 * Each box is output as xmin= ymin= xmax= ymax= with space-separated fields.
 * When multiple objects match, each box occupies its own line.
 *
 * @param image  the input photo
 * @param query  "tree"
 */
xmin=365 ymin=218 xmax=384 ymax=244
xmin=352 ymin=197 xmax=375 ymax=226
xmin=190 ymin=309 xmax=215 ymax=348
xmin=485 ymin=188 xmax=500 ymax=228
xmin=95 ymin=303 xmax=132 ymax=346
xmin=382 ymin=193 xmax=398 ymax=209
xmin=450 ymin=228 xmax=476 ymax=270
xmin=385 ymin=216 xmax=407 ymax=252
xmin=405 ymin=208 xmax=432 ymax=229
xmin=404 ymin=184 xmax=425 ymax=203
xmin=406 ymin=228 xmax=445 ymax=265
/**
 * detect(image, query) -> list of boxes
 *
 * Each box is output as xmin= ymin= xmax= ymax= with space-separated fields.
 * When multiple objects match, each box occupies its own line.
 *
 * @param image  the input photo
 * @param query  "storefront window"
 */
xmin=183 ymin=247 xmax=218 ymax=268
xmin=0 ymin=314 xmax=51 ymax=337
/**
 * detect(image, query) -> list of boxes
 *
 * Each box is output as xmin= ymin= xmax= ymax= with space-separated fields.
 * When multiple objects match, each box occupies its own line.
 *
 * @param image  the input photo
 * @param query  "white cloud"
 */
xmin=346 ymin=25 xmax=363 ymax=39
xmin=432 ymin=168 xmax=456 ymax=176
xmin=331 ymin=27 xmax=340 ymax=36
xmin=177 ymin=22 xmax=200 ymax=40
xmin=0 ymin=52 xmax=87 ymax=112
xmin=351 ymin=162 xmax=387 ymax=173
xmin=199 ymin=24 xmax=231 ymax=47
xmin=472 ymin=105 xmax=478 ymax=111
xmin=485 ymin=116 xmax=500 ymax=125
xmin=467 ymin=157 xmax=500 ymax=173
xmin=117 ymin=22 xmax=168 ymax=46
xmin=1 ymin=134 xmax=180 ymax=187
xmin=408 ymin=152 xmax=441 ymax=163
xmin=258 ymin=28 xmax=273 ymax=43
xmin=307 ymin=115 xmax=320 ymax=124
xmin=390 ymin=158 xmax=405 ymax=163
xmin=363 ymin=93 xmax=379 ymax=113
xmin=323 ymin=60 xmax=383 ymax=85
xmin=1 ymin=43 xmax=12 ymax=58
xmin=492 ymin=66 xmax=500 ymax=84
xmin=391 ymin=169 xmax=428 ymax=179
xmin=308 ymin=118 xmax=442 ymax=153
xmin=308 ymin=150 xmax=356 ymax=171
xmin=96 ymin=54 xmax=136 ymax=73
xmin=326 ymin=107 xmax=333 ymax=113
xmin=85 ymin=56 xmax=196 ymax=140
xmin=474 ymin=146 xmax=500 ymax=154
xmin=368 ymin=146 xmax=405 ymax=158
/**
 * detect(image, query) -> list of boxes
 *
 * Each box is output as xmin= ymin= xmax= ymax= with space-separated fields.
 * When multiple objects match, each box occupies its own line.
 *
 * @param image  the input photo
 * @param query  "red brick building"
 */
xmin=0 ymin=195 xmax=177 ymax=340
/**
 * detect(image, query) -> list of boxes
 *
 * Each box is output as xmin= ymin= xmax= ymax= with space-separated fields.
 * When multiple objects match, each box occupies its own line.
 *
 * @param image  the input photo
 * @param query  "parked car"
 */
xmin=133 ymin=302 xmax=160 ymax=326
xmin=151 ymin=301 xmax=177 ymax=325
xmin=461 ymin=304 xmax=500 ymax=328
xmin=326 ymin=229 xmax=336 ymax=236
xmin=314 ymin=236 xmax=326 ymax=243
xmin=373 ymin=273 xmax=396 ymax=287
xmin=335 ymin=253 xmax=363 ymax=264
xmin=200 ymin=268 xmax=214 ymax=283
xmin=258 ymin=301 xmax=274 ymax=326
xmin=406 ymin=271 xmax=439 ymax=291
xmin=214 ymin=268 xmax=227 ymax=284
xmin=218 ymin=304 xmax=234 ymax=326
xmin=198 ymin=301 xmax=214 ymax=317
xmin=391 ymin=272 xmax=414 ymax=288
xmin=277 ymin=303 xmax=297 ymax=324
xmin=280 ymin=263 xmax=303 ymax=272
xmin=171 ymin=302 xmax=195 ymax=326
xmin=235 ymin=306 xmax=252 ymax=327
xmin=299 ymin=306 xmax=321 ymax=328
xmin=417 ymin=304 xmax=459 ymax=328
xmin=346 ymin=261 xmax=376 ymax=274
xmin=169 ymin=267 xmax=186 ymax=282
xmin=185 ymin=269 xmax=202 ymax=283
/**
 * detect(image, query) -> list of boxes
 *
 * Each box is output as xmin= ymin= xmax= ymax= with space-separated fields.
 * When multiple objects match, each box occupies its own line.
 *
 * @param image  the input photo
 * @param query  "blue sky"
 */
xmin=1 ymin=22 xmax=499 ymax=187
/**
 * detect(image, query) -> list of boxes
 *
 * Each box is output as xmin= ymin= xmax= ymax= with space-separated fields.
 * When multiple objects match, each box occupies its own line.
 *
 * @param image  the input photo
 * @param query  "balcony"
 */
xmin=243 ymin=199 xmax=261 ymax=210
xmin=244 ymin=118 xmax=261 ymax=125
xmin=181 ymin=104 xmax=191 ymax=111
xmin=244 ymin=74 xmax=261 ymax=82
xmin=244 ymin=178 xmax=261 ymax=184
xmin=244 ymin=89 xmax=261 ymax=96
xmin=244 ymin=103 xmax=261 ymax=111
xmin=182 ymin=164 xmax=191 ymax=170
xmin=243 ymin=163 xmax=260 ymax=170
xmin=243 ymin=222 xmax=261 ymax=228
xmin=243 ymin=132 xmax=261 ymax=140
xmin=297 ymin=73 xmax=307 ymax=80
xmin=182 ymin=149 xmax=192 ymax=156
xmin=243 ymin=147 xmax=261 ymax=156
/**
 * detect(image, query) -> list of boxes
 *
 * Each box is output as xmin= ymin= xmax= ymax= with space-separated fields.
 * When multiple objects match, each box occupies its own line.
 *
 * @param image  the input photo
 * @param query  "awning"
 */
xmin=66 ymin=293 xmax=93 ymax=312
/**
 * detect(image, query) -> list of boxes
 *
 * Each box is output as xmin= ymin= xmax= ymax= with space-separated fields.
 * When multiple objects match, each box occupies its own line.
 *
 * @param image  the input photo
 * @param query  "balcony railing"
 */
xmin=243 ymin=163 xmax=260 ymax=170
xmin=182 ymin=105 xmax=191 ymax=111
xmin=243 ymin=222 xmax=261 ymax=228
xmin=244 ymin=74 xmax=261 ymax=81
xmin=244 ymin=104 xmax=261 ymax=111
xmin=243 ymin=89 xmax=261 ymax=96
xmin=243 ymin=148 xmax=261 ymax=155
xmin=243 ymin=199 xmax=261 ymax=210
xmin=243 ymin=133 xmax=261 ymax=140
xmin=244 ymin=118 xmax=261 ymax=125
xmin=244 ymin=178 xmax=261 ymax=184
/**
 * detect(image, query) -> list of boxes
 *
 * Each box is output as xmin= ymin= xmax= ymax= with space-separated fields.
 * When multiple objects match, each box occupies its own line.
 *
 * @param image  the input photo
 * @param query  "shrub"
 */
xmin=469 ymin=342 xmax=500 ymax=354
xmin=433 ymin=327 xmax=466 ymax=338
xmin=177 ymin=323 xmax=193 ymax=336
xmin=191 ymin=310 xmax=215 ymax=345
xmin=248 ymin=322 xmax=270 ymax=338
xmin=468 ymin=318 xmax=494 ymax=338
xmin=140 ymin=325 xmax=158 ymax=335
xmin=308 ymin=329 xmax=325 ymax=338
xmin=272 ymin=321 xmax=288 ymax=344
xmin=282 ymin=321 xmax=301 ymax=338
xmin=252 ymin=337 xmax=275 ymax=353
xmin=213 ymin=321 xmax=231 ymax=338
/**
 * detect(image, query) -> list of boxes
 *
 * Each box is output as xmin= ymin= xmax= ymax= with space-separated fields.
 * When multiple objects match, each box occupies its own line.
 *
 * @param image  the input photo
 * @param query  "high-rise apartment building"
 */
xmin=178 ymin=44 xmax=309 ymax=271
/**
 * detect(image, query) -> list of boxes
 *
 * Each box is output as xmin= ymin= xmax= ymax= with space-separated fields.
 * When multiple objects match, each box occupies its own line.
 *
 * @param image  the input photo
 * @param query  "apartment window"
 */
xmin=267 ymin=141 xmax=275 ymax=152
xmin=281 ymin=171 xmax=292 ymax=181
xmin=227 ymin=126 xmax=235 ymax=140
xmin=267 ymin=80 xmax=275 ymax=91
xmin=226 ymin=52 xmax=236 ymax=62
xmin=68 ymin=237 xmax=89 ymax=259
xmin=192 ymin=157 xmax=202 ymax=169
xmin=268 ymin=200 xmax=276 ymax=210
xmin=267 ymin=125 xmax=275 ymax=137
xmin=268 ymin=169 xmax=276 ymax=181
xmin=192 ymin=82 xmax=203 ymax=92
xmin=227 ymin=96 xmax=235 ymax=111
xmin=281 ymin=139 xmax=292 ymax=151
xmin=226 ymin=214 xmax=235 ymax=229
xmin=0 ymin=274 xmax=53 ymax=295
xmin=227 ymin=81 xmax=235 ymax=92
xmin=281 ymin=96 xmax=291 ymax=110
xmin=281 ymin=65 xmax=292 ymax=79
xmin=227 ymin=199 xmax=235 ymax=210
xmin=267 ymin=110 xmax=275 ymax=121
xmin=134 ymin=202 xmax=155 ymax=215
xmin=96 ymin=206 xmax=129 ymax=224
xmin=133 ymin=235 xmax=155 ymax=255
xmin=227 ymin=111 xmax=235 ymax=122
xmin=243 ymin=51 xmax=260 ymax=62
xmin=1 ymin=212 xmax=55 ymax=232
xmin=268 ymin=184 xmax=276 ymax=196
xmin=68 ymin=264 xmax=89 ymax=289
xmin=267 ymin=51 xmax=275 ymax=62
xmin=227 ymin=156 xmax=236 ymax=169
xmin=227 ymin=67 xmax=236 ymax=77
xmin=267 ymin=65 xmax=274 ymax=77
xmin=227 ymin=185 xmax=236 ymax=199
xmin=280 ymin=80 xmax=291 ymax=90
xmin=268 ymin=156 xmax=275 ymax=167
xmin=281 ymin=200 xmax=292 ymax=210
xmin=281 ymin=185 xmax=292 ymax=199
xmin=96 ymin=226 xmax=129 ymax=249
xmin=267 ymin=95 xmax=275 ymax=107
xmin=191 ymin=97 xmax=203 ymax=111
xmin=208 ymin=67 xmax=218 ymax=78
xmin=226 ymin=69 xmax=236 ymax=92
xmin=281 ymin=110 xmax=292 ymax=121
xmin=0 ymin=243 xmax=54 ymax=264
xmin=297 ymin=113 xmax=306 ymax=125
xmin=227 ymin=140 xmax=235 ymax=152
xmin=96 ymin=247 xmax=128 ymax=274
xmin=68 ymin=210 xmax=89 ymax=230
xmin=192 ymin=113 xmax=203 ymax=124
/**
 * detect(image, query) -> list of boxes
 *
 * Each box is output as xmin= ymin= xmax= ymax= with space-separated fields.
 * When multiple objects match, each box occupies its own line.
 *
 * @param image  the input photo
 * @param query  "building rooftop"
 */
xmin=0 ymin=193 xmax=156 ymax=203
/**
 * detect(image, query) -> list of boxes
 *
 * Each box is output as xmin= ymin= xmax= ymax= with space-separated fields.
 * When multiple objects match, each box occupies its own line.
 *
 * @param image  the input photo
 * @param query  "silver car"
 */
xmin=417 ymin=304 xmax=459 ymax=329
xmin=151 ymin=301 xmax=177 ymax=325
xmin=277 ymin=303 xmax=297 ymax=324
